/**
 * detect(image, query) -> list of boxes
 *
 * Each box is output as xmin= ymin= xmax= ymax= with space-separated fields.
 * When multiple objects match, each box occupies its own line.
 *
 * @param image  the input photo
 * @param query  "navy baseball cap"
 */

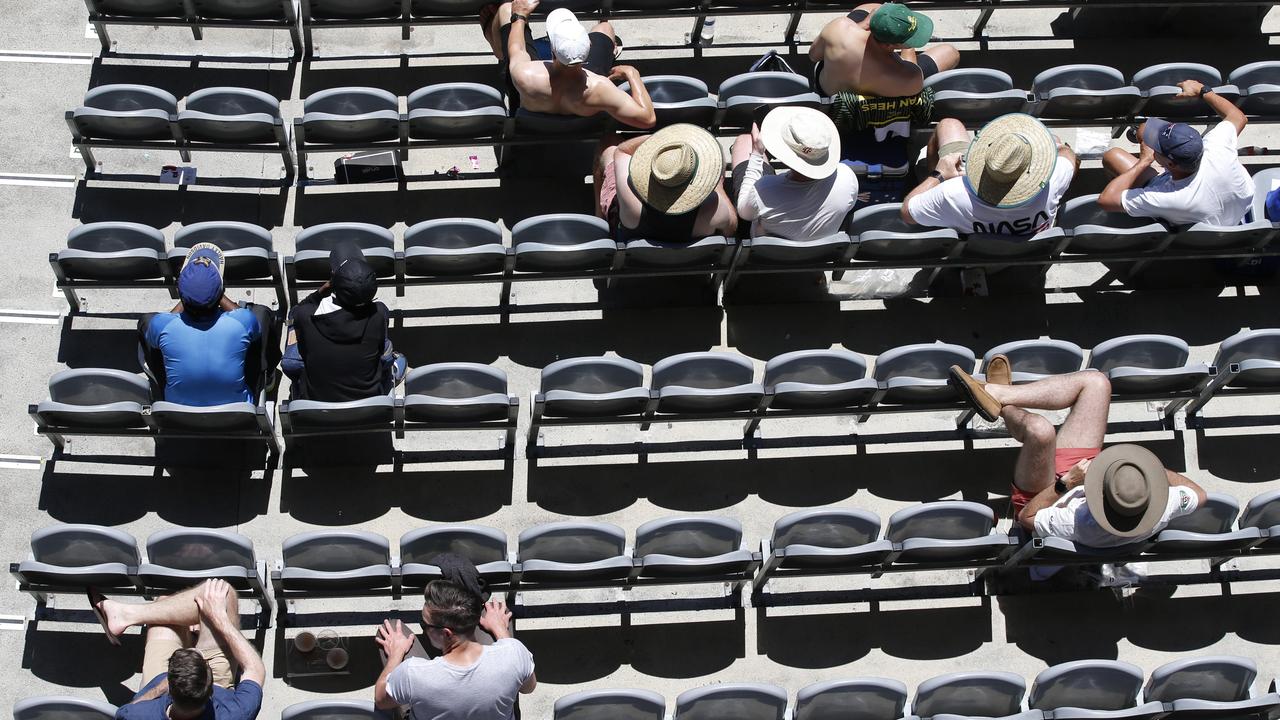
xmin=1142 ymin=119 xmax=1204 ymax=170
xmin=1266 ymin=187 xmax=1280 ymax=222
xmin=329 ymin=240 xmax=377 ymax=307
xmin=178 ymin=242 xmax=225 ymax=310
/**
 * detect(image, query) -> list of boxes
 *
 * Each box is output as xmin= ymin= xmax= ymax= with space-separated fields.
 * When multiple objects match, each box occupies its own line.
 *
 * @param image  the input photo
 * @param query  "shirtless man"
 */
xmin=810 ymin=2 xmax=959 ymax=97
xmin=485 ymin=0 xmax=656 ymax=128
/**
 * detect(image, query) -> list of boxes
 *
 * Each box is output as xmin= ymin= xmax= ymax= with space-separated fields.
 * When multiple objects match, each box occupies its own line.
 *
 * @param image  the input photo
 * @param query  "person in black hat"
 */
xmin=282 ymin=241 xmax=405 ymax=401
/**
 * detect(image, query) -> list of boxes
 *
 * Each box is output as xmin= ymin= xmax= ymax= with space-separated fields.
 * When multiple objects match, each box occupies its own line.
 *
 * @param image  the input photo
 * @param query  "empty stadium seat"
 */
xmin=86 ymin=0 xmax=185 ymax=20
xmin=846 ymin=203 xmax=961 ymax=264
xmin=1029 ymin=659 xmax=1163 ymax=720
xmin=762 ymin=349 xmax=878 ymax=410
xmin=726 ymin=232 xmax=853 ymax=290
xmin=1132 ymin=63 xmax=1238 ymax=118
xmin=70 ymin=84 xmax=178 ymax=141
xmin=511 ymin=214 xmax=616 ymax=272
xmin=1229 ymin=61 xmax=1280 ymax=117
xmin=1056 ymin=195 xmax=1171 ymax=255
xmin=301 ymin=88 xmax=401 ymax=142
xmin=403 ymin=363 xmax=516 ymax=424
xmin=403 ymin=218 xmax=508 ymax=278
xmin=516 ymin=522 xmax=634 ymax=584
xmin=410 ymin=0 xmax=494 ymax=18
xmin=534 ymin=356 xmax=651 ymax=419
xmin=15 ymin=525 xmax=140 ymax=590
xmin=1031 ymin=65 xmax=1141 ymax=120
xmin=1150 ymin=493 xmax=1264 ymax=556
xmin=138 ymin=527 xmax=263 ymax=592
xmin=1087 ymin=334 xmax=1211 ymax=395
xmin=1196 ymin=328 xmax=1280 ymax=410
xmin=980 ymin=339 xmax=1084 ymax=383
xmin=407 ymin=83 xmax=506 ymax=139
xmin=717 ymin=72 xmax=821 ymax=129
xmin=281 ymin=700 xmax=390 ymax=720
xmin=633 ymin=516 xmax=757 ymax=580
xmin=53 ymin=222 xmax=168 ymax=311
xmin=277 ymin=531 xmax=393 ymax=592
xmin=304 ymin=0 xmax=400 ymax=19
xmin=177 ymin=87 xmax=287 ymax=145
xmin=794 ymin=678 xmax=909 ymax=720
xmin=926 ymin=69 xmax=1030 ymax=122
xmin=621 ymin=76 xmax=717 ymax=129
xmin=31 ymin=368 xmax=151 ymax=433
xmin=12 ymin=697 xmax=118 ymax=720
xmin=673 ymin=683 xmax=788 ymax=720
xmin=553 ymin=689 xmax=666 ymax=720
xmin=651 ymin=351 xmax=764 ymax=414
xmin=871 ymin=342 xmax=973 ymax=405
xmin=884 ymin=502 xmax=1013 ymax=565
xmin=1166 ymin=220 xmax=1275 ymax=252
xmin=912 ymin=671 xmax=1028 ymax=719
xmin=399 ymin=525 xmax=513 ymax=589
xmin=759 ymin=508 xmax=892 ymax=581
xmin=1239 ymin=490 xmax=1280 ymax=549
xmin=1144 ymin=656 xmax=1280 ymax=718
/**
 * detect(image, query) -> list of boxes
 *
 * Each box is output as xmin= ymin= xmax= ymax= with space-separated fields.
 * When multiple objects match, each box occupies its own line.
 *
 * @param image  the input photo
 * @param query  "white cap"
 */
xmin=545 ymin=8 xmax=591 ymax=66
xmin=759 ymin=106 xmax=841 ymax=180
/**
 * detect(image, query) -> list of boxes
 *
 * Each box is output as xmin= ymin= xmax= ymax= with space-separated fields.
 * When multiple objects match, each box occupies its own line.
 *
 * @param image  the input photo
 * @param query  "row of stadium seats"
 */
xmin=50 ymin=182 xmax=1280 ymax=315
xmin=12 ymin=491 xmax=1280 ymax=620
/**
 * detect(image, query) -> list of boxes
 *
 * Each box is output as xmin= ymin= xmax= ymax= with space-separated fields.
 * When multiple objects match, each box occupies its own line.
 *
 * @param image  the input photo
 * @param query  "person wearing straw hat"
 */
xmin=484 ymin=0 xmax=656 ymax=128
xmin=728 ymin=106 xmax=859 ymax=241
xmin=1098 ymin=79 xmax=1252 ymax=227
xmin=948 ymin=362 xmax=1206 ymax=548
xmin=593 ymin=124 xmax=737 ymax=243
xmin=902 ymin=113 xmax=1078 ymax=236
xmin=141 ymin=243 xmax=264 ymax=407
xmin=810 ymin=2 xmax=959 ymax=98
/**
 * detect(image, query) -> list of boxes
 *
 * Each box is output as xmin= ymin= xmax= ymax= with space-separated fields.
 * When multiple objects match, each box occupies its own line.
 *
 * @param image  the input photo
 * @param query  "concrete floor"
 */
xmin=2 ymin=2 xmax=1280 ymax=719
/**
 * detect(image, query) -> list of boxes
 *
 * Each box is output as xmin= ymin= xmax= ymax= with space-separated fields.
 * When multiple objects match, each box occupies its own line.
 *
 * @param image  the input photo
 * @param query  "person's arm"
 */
xmin=195 ymin=580 xmax=266 ymax=687
xmin=900 ymin=152 xmax=960 ymax=225
xmin=1017 ymin=459 xmax=1090 ymax=533
xmin=602 ymin=66 xmax=656 ymax=129
xmin=709 ymin=185 xmax=739 ymax=238
xmin=735 ymin=125 xmax=767 ymax=222
xmin=128 ymin=681 xmax=171 ymax=704
xmin=1166 ymin=469 xmax=1208 ymax=507
xmin=505 ymin=0 xmax=538 ymax=70
xmin=1177 ymin=79 xmax=1246 ymax=135
xmin=614 ymin=151 xmax=644 ymax=230
xmin=373 ymin=619 xmax=416 ymax=710
xmin=1098 ymin=143 xmax=1154 ymax=213
xmin=808 ymin=27 xmax=826 ymax=62
xmin=1055 ymin=137 xmax=1079 ymax=172
xmin=479 ymin=601 xmax=537 ymax=693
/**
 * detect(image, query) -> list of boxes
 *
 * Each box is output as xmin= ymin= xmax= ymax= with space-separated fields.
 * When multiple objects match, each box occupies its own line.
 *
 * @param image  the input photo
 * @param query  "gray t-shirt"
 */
xmin=386 ymin=638 xmax=535 ymax=720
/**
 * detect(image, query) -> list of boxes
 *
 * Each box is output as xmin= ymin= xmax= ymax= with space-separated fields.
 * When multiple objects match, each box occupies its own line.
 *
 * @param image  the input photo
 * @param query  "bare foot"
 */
xmin=97 ymin=598 xmax=131 ymax=639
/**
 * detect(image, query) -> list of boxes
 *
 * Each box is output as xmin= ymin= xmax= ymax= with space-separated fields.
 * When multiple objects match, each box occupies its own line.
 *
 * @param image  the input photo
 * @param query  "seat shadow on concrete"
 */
xmin=1000 ymin=588 xmax=1280 ymax=666
xmin=629 ymin=614 xmax=746 ymax=679
xmin=281 ymin=435 xmax=512 ymax=524
xmin=57 ymin=323 xmax=143 ymax=371
xmin=22 ymin=624 xmax=143 ymax=692
xmin=275 ymin=632 xmax=382 ymax=694
xmin=1196 ymin=431 xmax=1280 ymax=484
xmin=71 ymin=183 xmax=289 ymax=228
xmin=517 ymin=624 xmax=627 ymax=683
xmin=300 ymin=62 xmax=500 ymax=97
xmin=293 ymin=179 xmax=593 ymax=228
xmin=757 ymin=599 xmax=992 ymax=668
xmin=88 ymin=57 xmax=294 ymax=100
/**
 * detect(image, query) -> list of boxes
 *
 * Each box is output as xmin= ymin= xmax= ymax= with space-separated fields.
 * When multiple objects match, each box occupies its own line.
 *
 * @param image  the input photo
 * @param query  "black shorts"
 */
xmin=729 ymin=158 xmax=776 ymax=207
xmin=498 ymin=22 xmax=614 ymax=107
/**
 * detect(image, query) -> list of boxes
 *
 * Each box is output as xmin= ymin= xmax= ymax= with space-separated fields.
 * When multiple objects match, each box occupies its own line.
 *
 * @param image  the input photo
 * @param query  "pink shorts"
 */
xmin=1011 ymin=447 xmax=1102 ymax=513
xmin=599 ymin=159 xmax=618 ymax=218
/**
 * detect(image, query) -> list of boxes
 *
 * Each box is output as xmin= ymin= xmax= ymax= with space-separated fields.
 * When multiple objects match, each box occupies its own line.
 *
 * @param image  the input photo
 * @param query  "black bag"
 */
xmin=748 ymin=49 xmax=798 ymax=75
xmin=334 ymin=150 xmax=402 ymax=184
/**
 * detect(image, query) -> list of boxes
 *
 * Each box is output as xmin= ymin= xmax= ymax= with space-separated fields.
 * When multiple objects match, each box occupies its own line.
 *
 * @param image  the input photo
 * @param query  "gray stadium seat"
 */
xmin=1145 ymin=656 xmax=1280 ymax=718
xmin=148 ymin=400 xmax=268 ymax=433
xmin=622 ymin=236 xmax=733 ymax=269
xmin=1030 ymin=660 xmax=1163 ymax=720
xmin=511 ymin=214 xmax=617 ymax=272
xmin=962 ymin=227 xmax=1066 ymax=261
xmin=795 ymin=678 xmax=909 ymax=720
xmin=71 ymin=84 xmax=178 ymax=140
xmin=410 ymin=0 xmax=494 ymax=17
xmin=925 ymin=69 xmax=1030 ymax=122
xmin=13 ymin=696 xmax=118 ymax=720
xmin=403 ymin=363 xmax=515 ymax=423
xmin=1251 ymin=168 xmax=1280 ymax=224
xmin=280 ymin=396 xmax=396 ymax=433
xmin=87 ymin=0 xmax=184 ymax=17
xmin=277 ymin=531 xmax=393 ymax=592
xmin=1087 ymin=334 xmax=1211 ymax=395
xmin=305 ymin=0 xmax=400 ymax=19
xmin=763 ymin=349 xmax=878 ymax=410
xmin=652 ymin=351 xmax=764 ymax=414
xmin=634 ymin=516 xmax=757 ymax=579
xmin=178 ymin=87 xmax=285 ymax=143
xmin=1031 ymin=65 xmax=1141 ymax=120
xmin=553 ymin=689 xmax=666 ymax=720
xmin=33 ymin=369 xmax=151 ymax=431
xmin=913 ymin=671 xmax=1028 ymax=719
xmin=515 ymin=522 xmax=634 ymax=584
xmin=674 ymin=683 xmax=788 ymax=720
xmin=763 ymin=508 xmax=892 ymax=575
xmin=404 ymin=218 xmax=507 ymax=277
xmin=872 ymin=342 xmax=974 ymax=405
xmin=846 ymin=204 xmax=961 ymax=263
xmin=16 ymin=525 xmax=140 ymax=589
xmin=1132 ymin=63 xmax=1238 ymax=118
xmin=980 ymin=339 xmax=1084 ymax=383
xmin=138 ymin=528 xmax=260 ymax=592
xmin=1167 ymin=221 xmax=1275 ymax=252
xmin=407 ymin=83 xmax=506 ymax=139
xmin=1212 ymin=327 xmax=1280 ymax=391
xmin=55 ymin=222 xmax=167 ymax=286
xmin=1229 ymin=61 xmax=1280 ymax=117
xmin=535 ymin=356 xmax=651 ymax=418
xmin=1150 ymin=493 xmax=1264 ymax=556
xmin=727 ymin=233 xmax=854 ymax=285
xmin=290 ymin=223 xmax=397 ymax=282
xmin=1057 ymin=194 xmax=1171 ymax=255
xmin=193 ymin=0 xmax=293 ymax=19
xmin=1239 ymin=490 xmax=1280 ymax=549
xmin=399 ymin=525 xmax=513 ymax=588
xmin=619 ymin=76 xmax=717 ymax=129
xmin=717 ymin=72 xmax=821 ymax=129
xmin=885 ymin=502 xmax=1012 ymax=565
xmin=282 ymin=700 xmax=391 ymax=720
xmin=300 ymin=87 xmax=401 ymax=143
xmin=172 ymin=222 xmax=277 ymax=282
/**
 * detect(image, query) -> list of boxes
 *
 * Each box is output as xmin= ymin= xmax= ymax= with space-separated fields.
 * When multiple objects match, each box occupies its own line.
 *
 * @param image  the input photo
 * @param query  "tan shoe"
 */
xmin=949 ymin=365 xmax=1002 ymax=421
xmin=986 ymin=354 xmax=1012 ymax=386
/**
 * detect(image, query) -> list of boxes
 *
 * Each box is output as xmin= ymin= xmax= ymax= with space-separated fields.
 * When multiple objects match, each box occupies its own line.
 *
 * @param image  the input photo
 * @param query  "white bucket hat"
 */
xmin=759 ymin=106 xmax=841 ymax=180
xmin=964 ymin=113 xmax=1058 ymax=208
xmin=545 ymin=8 xmax=591 ymax=66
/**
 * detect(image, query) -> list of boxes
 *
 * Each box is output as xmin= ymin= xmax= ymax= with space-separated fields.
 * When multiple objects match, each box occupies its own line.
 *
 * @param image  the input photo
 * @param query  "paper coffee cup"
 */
xmin=326 ymin=647 xmax=349 ymax=670
xmin=294 ymin=632 xmax=316 ymax=653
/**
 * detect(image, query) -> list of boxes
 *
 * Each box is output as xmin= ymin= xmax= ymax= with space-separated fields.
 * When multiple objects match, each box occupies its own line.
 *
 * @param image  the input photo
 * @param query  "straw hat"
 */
xmin=628 ymin=123 xmax=724 ymax=216
xmin=964 ymin=113 xmax=1057 ymax=208
xmin=760 ymin=106 xmax=841 ymax=180
xmin=1083 ymin=444 xmax=1171 ymax=539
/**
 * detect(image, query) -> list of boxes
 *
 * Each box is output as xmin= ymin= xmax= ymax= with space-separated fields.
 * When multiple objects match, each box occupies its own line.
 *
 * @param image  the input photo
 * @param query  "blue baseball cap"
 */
xmin=178 ymin=242 xmax=225 ymax=310
xmin=1142 ymin=119 xmax=1203 ymax=170
xmin=1266 ymin=187 xmax=1280 ymax=223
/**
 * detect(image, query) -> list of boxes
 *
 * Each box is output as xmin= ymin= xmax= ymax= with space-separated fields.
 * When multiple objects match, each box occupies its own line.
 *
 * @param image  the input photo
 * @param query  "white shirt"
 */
xmin=1121 ymin=122 xmax=1254 ymax=227
xmin=386 ymin=639 xmax=535 ymax=720
xmin=906 ymin=156 xmax=1076 ymax=235
xmin=1033 ymin=486 xmax=1200 ymax=549
xmin=737 ymin=154 xmax=859 ymax=240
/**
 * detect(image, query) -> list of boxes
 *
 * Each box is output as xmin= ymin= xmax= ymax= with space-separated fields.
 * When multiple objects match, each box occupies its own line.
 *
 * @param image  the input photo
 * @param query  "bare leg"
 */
xmin=592 ymin=139 xmax=622 ymax=220
xmin=921 ymin=43 xmax=960 ymax=73
xmin=986 ymin=370 xmax=1111 ymax=449
xmin=590 ymin=19 xmax=615 ymax=42
xmin=1102 ymin=147 xmax=1159 ymax=186
xmin=925 ymin=117 xmax=969 ymax=173
xmin=99 ymin=584 xmax=203 ymax=638
xmin=730 ymin=133 xmax=753 ymax=167
xmin=485 ymin=2 xmax=513 ymax=58
xmin=193 ymin=584 xmax=241 ymax=686
xmin=1003 ymin=405 xmax=1057 ymax=494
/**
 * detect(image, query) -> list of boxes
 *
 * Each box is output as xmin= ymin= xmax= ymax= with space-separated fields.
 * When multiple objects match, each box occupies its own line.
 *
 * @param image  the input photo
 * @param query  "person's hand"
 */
xmin=194 ymin=579 xmax=233 ymax=630
xmin=608 ymin=65 xmax=638 ymax=83
xmin=479 ymin=600 xmax=513 ymax=638
xmin=936 ymin=152 xmax=962 ymax=180
xmin=1137 ymin=142 xmax=1155 ymax=164
xmin=1175 ymin=79 xmax=1205 ymax=99
xmin=750 ymin=123 xmax=765 ymax=155
xmin=1062 ymin=458 xmax=1092 ymax=489
xmin=511 ymin=0 xmax=538 ymax=15
xmin=375 ymin=620 xmax=414 ymax=663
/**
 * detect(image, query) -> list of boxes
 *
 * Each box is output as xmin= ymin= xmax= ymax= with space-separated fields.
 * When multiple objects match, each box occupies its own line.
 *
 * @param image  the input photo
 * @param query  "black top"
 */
xmin=291 ymin=288 xmax=389 ymax=402
xmin=619 ymin=177 xmax=703 ymax=243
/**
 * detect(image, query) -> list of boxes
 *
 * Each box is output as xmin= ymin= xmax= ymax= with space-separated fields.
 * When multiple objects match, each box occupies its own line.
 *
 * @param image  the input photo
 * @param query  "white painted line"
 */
xmin=0 ymin=50 xmax=94 ymax=65
xmin=0 ymin=173 xmax=77 ymax=188
xmin=0 ymin=615 xmax=25 ymax=631
xmin=0 ymin=309 xmax=62 ymax=325
xmin=0 ymin=455 xmax=43 ymax=471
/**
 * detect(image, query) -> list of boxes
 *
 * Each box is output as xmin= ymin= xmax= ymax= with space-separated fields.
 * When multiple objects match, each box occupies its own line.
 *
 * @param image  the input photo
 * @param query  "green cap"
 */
xmin=869 ymin=3 xmax=933 ymax=48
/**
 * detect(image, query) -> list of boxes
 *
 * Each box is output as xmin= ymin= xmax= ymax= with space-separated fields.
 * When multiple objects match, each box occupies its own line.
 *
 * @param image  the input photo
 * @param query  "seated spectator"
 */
xmin=949 ymin=361 xmax=1206 ymax=548
xmin=1099 ymin=79 xmax=1252 ymax=226
xmin=484 ymin=0 xmax=656 ymax=128
xmin=810 ymin=2 xmax=959 ymax=97
xmin=375 ymin=579 xmax=535 ymax=719
xmin=730 ymin=107 xmax=859 ymax=240
xmin=592 ymin=124 xmax=737 ymax=243
xmin=90 ymin=579 xmax=265 ymax=720
xmin=142 ymin=244 xmax=263 ymax=406
xmin=282 ymin=241 xmax=405 ymax=401
xmin=902 ymin=113 xmax=1078 ymax=235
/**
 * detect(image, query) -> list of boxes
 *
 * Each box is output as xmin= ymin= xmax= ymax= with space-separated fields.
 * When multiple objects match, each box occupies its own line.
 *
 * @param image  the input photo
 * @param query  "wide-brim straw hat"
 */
xmin=964 ymin=113 xmax=1057 ymax=208
xmin=629 ymin=123 xmax=724 ymax=216
xmin=1084 ymin=444 xmax=1170 ymax=540
xmin=760 ymin=106 xmax=842 ymax=180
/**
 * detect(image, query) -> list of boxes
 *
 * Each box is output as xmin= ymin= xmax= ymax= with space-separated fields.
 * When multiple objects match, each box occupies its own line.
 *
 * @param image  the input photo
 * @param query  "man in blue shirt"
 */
xmin=90 ymin=579 xmax=265 ymax=720
xmin=143 ymin=244 xmax=262 ymax=406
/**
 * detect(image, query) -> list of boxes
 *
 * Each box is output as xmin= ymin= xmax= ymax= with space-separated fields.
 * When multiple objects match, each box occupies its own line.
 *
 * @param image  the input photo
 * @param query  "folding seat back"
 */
xmin=846 ymin=204 xmax=960 ymax=259
xmin=19 ymin=525 xmax=140 ymax=588
xmin=292 ymin=222 xmax=396 ymax=279
xmin=1230 ymin=61 xmax=1280 ymax=115
xmin=538 ymin=356 xmax=650 ymax=417
xmin=37 ymin=369 xmax=151 ymax=429
xmin=279 ymin=531 xmax=392 ymax=590
xmin=1133 ymin=63 xmax=1234 ymax=117
xmin=763 ymin=349 xmax=875 ymax=409
xmin=283 ymin=396 xmax=396 ymax=430
xmin=141 ymin=528 xmax=257 ymax=590
xmin=91 ymin=0 xmax=186 ymax=17
xmin=872 ymin=343 xmax=974 ymax=402
xmin=13 ymin=697 xmax=119 ymax=720
xmin=403 ymin=363 xmax=512 ymax=422
xmin=1213 ymin=328 xmax=1280 ymax=387
xmin=511 ymin=214 xmax=616 ymax=271
xmin=410 ymin=0 xmax=494 ymax=16
xmin=553 ymin=689 xmax=666 ymax=720
xmin=281 ymin=700 xmax=388 ymax=719
xmin=636 ymin=516 xmax=742 ymax=559
xmin=1057 ymin=194 xmax=1170 ymax=253
xmin=772 ymin=509 xmax=881 ymax=551
xmin=620 ymin=76 xmax=716 ymax=128
xmin=795 ymin=678 xmax=909 ymax=720
xmin=652 ymin=351 xmax=762 ymax=413
xmin=403 ymin=218 xmax=506 ymax=276
xmin=885 ymin=502 xmax=996 ymax=544
xmin=1145 ymin=656 xmax=1257 ymax=703
xmin=718 ymin=72 xmax=821 ymax=128
xmin=1168 ymin=221 xmax=1275 ymax=251
xmin=1090 ymin=334 xmax=1190 ymax=373
xmin=179 ymin=88 xmax=282 ymax=142
xmin=399 ymin=525 xmax=511 ymax=587
xmin=674 ymin=684 xmax=788 ymax=720
xmin=59 ymin=222 xmax=166 ymax=280
xmin=173 ymin=222 xmax=274 ymax=280
xmin=301 ymin=87 xmax=401 ymax=142
xmin=1030 ymin=660 xmax=1145 ymax=711
xmin=306 ymin=0 xmax=401 ymax=18
xmin=74 ymin=84 xmax=178 ymax=139
xmin=983 ymin=339 xmax=1084 ymax=382
xmin=516 ymin=522 xmax=634 ymax=583
xmin=925 ymin=68 xmax=1029 ymax=122
xmin=1032 ymin=65 xmax=1140 ymax=119
xmin=407 ymin=83 xmax=506 ymax=139
xmin=913 ymin=671 xmax=1027 ymax=718
xmin=1164 ymin=493 xmax=1238 ymax=535
xmin=192 ymin=0 xmax=291 ymax=19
